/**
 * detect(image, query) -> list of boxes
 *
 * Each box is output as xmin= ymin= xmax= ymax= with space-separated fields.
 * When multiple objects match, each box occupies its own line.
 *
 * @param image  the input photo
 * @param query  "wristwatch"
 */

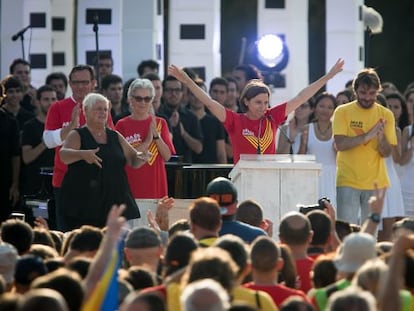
xmin=153 ymin=135 xmax=160 ymax=140
xmin=368 ymin=213 xmax=381 ymax=224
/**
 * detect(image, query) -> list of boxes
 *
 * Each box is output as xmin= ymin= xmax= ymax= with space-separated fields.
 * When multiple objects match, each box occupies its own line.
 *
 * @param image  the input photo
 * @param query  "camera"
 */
xmin=298 ymin=197 xmax=330 ymax=214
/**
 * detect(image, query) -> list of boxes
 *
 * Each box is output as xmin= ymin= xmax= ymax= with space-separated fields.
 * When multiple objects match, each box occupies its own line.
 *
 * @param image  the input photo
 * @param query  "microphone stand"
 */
xmin=93 ymin=15 xmax=100 ymax=90
xmin=11 ymin=25 xmax=32 ymax=60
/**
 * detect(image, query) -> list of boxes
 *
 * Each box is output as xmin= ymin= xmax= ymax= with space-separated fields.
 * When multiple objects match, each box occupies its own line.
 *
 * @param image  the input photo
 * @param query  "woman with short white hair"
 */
xmin=59 ymin=92 xmax=147 ymax=231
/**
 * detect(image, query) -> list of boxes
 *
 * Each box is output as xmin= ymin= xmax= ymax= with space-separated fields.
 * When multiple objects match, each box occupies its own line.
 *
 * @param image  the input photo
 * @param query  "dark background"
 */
xmin=165 ymin=0 xmax=414 ymax=93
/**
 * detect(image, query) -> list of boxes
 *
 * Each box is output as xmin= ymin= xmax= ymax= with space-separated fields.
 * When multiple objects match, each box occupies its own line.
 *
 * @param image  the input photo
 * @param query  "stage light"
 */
xmin=257 ymin=34 xmax=284 ymax=68
xmin=254 ymin=34 xmax=289 ymax=72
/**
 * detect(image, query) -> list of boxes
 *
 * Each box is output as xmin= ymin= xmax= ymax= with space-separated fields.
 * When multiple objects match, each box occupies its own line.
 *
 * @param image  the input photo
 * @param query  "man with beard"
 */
xmin=333 ymin=68 xmax=396 ymax=225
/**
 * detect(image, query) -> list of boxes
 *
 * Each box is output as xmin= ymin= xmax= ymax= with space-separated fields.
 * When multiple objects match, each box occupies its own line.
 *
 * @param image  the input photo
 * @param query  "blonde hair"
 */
xmin=352 ymin=258 xmax=388 ymax=297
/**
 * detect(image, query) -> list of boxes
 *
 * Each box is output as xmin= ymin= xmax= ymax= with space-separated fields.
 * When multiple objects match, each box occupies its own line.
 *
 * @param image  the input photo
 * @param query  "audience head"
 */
xmin=206 ymin=177 xmax=238 ymax=217
xmin=124 ymin=227 xmax=162 ymax=270
xmin=392 ymin=218 xmax=414 ymax=241
xmin=123 ymin=265 xmax=156 ymax=290
xmin=0 ymin=242 xmax=18 ymax=289
xmin=336 ymin=89 xmax=354 ymax=106
xmin=120 ymin=291 xmax=166 ymax=311
xmin=279 ymin=212 xmax=313 ymax=246
xmin=335 ymin=220 xmax=352 ymax=241
xmin=250 ymin=236 xmax=282 ymax=273
xmin=19 ymin=288 xmax=69 ymax=311
xmin=213 ymin=235 xmax=249 ymax=280
xmin=31 ymin=268 xmax=84 ymax=311
xmin=163 ymin=232 xmax=198 ymax=277
xmin=28 ymin=244 xmax=59 ymax=260
xmin=66 ymin=257 xmax=92 ymax=279
xmin=35 ymin=85 xmax=57 ymax=115
xmin=46 ymin=72 xmax=68 ymax=100
xmin=69 ymin=225 xmax=103 ymax=256
xmin=168 ymin=219 xmax=190 ymax=237
xmin=137 ymin=59 xmax=159 ymax=77
xmin=142 ymin=72 xmax=163 ymax=112
xmin=236 ymin=199 xmax=264 ymax=228
xmin=279 ymin=296 xmax=315 ymax=311
xmin=9 ymin=58 xmax=31 ymax=87
xmin=307 ymin=210 xmax=332 ymax=247
xmin=183 ymin=247 xmax=238 ymax=293
xmin=101 ymin=74 xmax=123 ymax=105
xmin=1 ymin=76 xmax=23 ymax=105
xmin=326 ymin=286 xmax=377 ymax=311
xmin=385 ymin=91 xmax=409 ymax=130
xmin=181 ymin=278 xmax=230 ymax=311
xmin=189 ymin=197 xmax=222 ymax=236
xmin=209 ymin=77 xmax=229 ymax=106
xmin=352 ymin=258 xmax=387 ymax=297
xmin=68 ymin=64 xmax=96 ymax=101
xmin=311 ymin=254 xmax=337 ymax=288
xmin=14 ymin=255 xmax=48 ymax=294
xmin=1 ymin=219 xmax=34 ymax=255
xmin=97 ymin=53 xmax=113 ymax=79
xmin=162 ymin=76 xmax=183 ymax=108
xmin=127 ymin=78 xmax=156 ymax=115
xmin=233 ymin=64 xmax=262 ymax=91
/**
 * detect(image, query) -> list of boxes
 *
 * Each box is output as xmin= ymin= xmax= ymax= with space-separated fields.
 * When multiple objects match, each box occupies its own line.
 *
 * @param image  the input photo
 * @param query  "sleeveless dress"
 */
xmin=382 ymin=155 xmax=405 ymax=218
xmin=400 ymin=125 xmax=414 ymax=216
xmin=60 ymin=127 xmax=140 ymax=230
xmin=306 ymin=123 xmax=337 ymax=207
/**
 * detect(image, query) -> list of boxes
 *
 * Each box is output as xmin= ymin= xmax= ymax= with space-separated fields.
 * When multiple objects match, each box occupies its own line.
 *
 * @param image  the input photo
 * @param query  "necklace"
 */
xmin=317 ymin=122 xmax=331 ymax=136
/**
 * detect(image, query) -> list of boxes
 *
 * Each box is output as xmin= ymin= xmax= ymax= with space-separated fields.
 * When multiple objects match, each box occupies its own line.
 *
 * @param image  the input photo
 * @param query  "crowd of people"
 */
xmin=0 ymin=54 xmax=414 ymax=310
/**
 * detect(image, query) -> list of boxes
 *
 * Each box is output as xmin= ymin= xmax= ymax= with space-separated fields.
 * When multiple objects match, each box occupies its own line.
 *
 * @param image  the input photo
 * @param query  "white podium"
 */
xmin=229 ymin=154 xmax=321 ymax=239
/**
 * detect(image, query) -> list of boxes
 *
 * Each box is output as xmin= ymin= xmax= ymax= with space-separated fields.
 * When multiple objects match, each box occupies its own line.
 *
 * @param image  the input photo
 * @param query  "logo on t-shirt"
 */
xmin=125 ymin=133 xmax=142 ymax=148
xmin=242 ymin=128 xmax=254 ymax=136
xmin=350 ymin=120 xmax=363 ymax=128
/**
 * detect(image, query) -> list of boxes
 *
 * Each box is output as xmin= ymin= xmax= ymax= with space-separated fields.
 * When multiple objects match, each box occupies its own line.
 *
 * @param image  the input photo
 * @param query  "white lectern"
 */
xmin=229 ymin=154 xmax=321 ymax=239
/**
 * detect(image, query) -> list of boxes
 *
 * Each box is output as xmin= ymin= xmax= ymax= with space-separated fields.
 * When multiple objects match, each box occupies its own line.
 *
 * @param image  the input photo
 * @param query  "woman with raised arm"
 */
xmin=168 ymin=59 xmax=344 ymax=164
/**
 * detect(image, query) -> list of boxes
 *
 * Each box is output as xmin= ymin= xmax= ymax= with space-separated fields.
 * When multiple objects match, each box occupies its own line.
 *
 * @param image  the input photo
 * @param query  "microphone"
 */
xmin=12 ymin=25 xmax=31 ymax=41
xmin=257 ymin=117 xmax=263 ymax=154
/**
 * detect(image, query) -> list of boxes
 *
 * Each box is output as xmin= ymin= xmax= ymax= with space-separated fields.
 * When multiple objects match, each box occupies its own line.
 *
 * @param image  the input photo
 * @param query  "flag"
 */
xmin=82 ymin=241 xmax=122 ymax=311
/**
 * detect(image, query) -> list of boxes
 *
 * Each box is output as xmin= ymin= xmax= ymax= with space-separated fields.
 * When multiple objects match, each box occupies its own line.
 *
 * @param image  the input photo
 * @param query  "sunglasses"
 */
xmin=130 ymin=95 xmax=152 ymax=103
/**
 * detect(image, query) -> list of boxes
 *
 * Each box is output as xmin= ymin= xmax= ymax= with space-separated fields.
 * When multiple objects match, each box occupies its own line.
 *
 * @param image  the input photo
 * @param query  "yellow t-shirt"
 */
xmin=333 ymin=101 xmax=397 ymax=189
xmin=232 ymin=286 xmax=278 ymax=311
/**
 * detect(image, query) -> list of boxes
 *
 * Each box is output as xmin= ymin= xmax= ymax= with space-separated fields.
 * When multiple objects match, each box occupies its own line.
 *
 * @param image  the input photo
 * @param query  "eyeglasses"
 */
xmin=130 ymin=95 xmax=152 ymax=103
xmin=70 ymin=80 xmax=91 ymax=86
xmin=164 ymin=88 xmax=182 ymax=94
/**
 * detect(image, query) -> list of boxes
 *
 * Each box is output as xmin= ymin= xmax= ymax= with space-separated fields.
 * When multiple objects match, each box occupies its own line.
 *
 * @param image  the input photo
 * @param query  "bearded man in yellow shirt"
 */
xmin=333 ymin=68 xmax=397 ymax=225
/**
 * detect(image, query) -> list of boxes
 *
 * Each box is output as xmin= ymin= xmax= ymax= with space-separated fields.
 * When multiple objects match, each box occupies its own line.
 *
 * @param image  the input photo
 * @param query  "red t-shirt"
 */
xmin=295 ymin=256 xmax=315 ymax=294
xmin=115 ymin=115 xmax=175 ymax=198
xmin=223 ymin=103 xmax=287 ymax=164
xmin=44 ymin=97 xmax=114 ymax=187
xmin=243 ymin=282 xmax=311 ymax=307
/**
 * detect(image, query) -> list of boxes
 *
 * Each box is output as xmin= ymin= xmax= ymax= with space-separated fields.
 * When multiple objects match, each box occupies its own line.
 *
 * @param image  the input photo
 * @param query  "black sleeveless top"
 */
xmin=60 ymin=126 xmax=140 ymax=230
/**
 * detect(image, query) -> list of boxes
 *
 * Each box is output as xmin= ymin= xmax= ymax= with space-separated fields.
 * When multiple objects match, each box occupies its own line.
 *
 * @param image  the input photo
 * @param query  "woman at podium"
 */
xmin=168 ymin=59 xmax=344 ymax=164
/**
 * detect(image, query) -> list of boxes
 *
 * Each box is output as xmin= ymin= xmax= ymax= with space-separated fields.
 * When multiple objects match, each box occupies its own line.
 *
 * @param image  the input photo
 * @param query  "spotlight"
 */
xmin=255 ymin=34 xmax=289 ymax=72
xmin=245 ymin=34 xmax=289 ymax=88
